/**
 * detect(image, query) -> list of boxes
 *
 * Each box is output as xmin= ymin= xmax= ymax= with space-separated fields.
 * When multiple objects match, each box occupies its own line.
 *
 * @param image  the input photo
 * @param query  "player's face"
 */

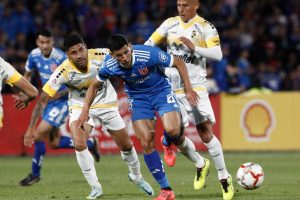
xmin=177 ymin=0 xmax=199 ymax=22
xmin=36 ymin=35 xmax=54 ymax=58
xmin=67 ymin=43 xmax=88 ymax=70
xmin=111 ymin=45 xmax=132 ymax=68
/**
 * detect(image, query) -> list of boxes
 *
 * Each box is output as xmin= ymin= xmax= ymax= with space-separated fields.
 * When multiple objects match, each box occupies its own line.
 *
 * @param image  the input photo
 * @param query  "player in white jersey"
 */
xmin=0 ymin=56 xmax=38 ymax=128
xmin=24 ymin=34 xmax=154 ymax=199
xmin=145 ymin=0 xmax=234 ymax=200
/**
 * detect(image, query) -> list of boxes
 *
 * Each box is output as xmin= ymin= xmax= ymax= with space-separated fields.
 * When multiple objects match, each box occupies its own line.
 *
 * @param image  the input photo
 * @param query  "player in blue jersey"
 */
xmin=77 ymin=34 xmax=198 ymax=200
xmin=19 ymin=29 xmax=100 ymax=187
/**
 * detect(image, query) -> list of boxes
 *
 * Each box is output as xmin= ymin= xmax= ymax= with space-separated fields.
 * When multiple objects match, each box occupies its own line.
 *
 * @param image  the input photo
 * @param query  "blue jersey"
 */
xmin=25 ymin=47 xmax=68 ymax=127
xmin=25 ymin=47 xmax=67 ymax=88
xmin=97 ymin=45 xmax=174 ymax=96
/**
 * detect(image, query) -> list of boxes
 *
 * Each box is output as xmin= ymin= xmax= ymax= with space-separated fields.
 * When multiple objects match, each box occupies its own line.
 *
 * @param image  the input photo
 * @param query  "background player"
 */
xmin=20 ymin=29 xmax=100 ymax=187
xmin=25 ymin=34 xmax=154 ymax=199
xmin=145 ymin=0 xmax=234 ymax=199
xmin=0 ymin=56 xmax=38 ymax=129
xmin=77 ymin=34 xmax=198 ymax=200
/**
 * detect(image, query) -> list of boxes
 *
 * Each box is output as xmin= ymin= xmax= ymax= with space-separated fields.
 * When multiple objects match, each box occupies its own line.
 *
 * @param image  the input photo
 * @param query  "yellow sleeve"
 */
xmin=149 ymin=31 xmax=166 ymax=45
xmin=6 ymin=70 xmax=22 ymax=85
xmin=42 ymin=82 xmax=57 ymax=97
xmin=206 ymin=36 xmax=220 ymax=48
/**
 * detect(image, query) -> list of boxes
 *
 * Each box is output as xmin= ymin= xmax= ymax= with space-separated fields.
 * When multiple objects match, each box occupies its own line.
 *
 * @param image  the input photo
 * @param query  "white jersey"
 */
xmin=147 ymin=15 xmax=220 ymax=93
xmin=43 ymin=48 xmax=118 ymax=110
xmin=0 ymin=57 xmax=22 ymax=114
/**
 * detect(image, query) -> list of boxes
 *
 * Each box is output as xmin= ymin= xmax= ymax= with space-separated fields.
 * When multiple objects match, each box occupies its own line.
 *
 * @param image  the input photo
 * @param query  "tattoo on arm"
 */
xmin=29 ymin=93 xmax=49 ymax=128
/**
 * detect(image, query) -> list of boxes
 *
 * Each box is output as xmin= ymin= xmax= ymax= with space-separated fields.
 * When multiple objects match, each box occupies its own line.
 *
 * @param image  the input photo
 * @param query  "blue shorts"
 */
xmin=128 ymin=88 xmax=180 ymax=121
xmin=42 ymin=98 xmax=68 ymax=127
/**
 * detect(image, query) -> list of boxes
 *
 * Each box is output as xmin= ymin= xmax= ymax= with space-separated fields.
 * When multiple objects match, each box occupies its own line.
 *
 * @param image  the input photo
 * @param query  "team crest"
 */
xmin=50 ymin=64 xmax=58 ymax=72
xmin=138 ymin=67 xmax=148 ymax=75
xmin=159 ymin=51 xmax=167 ymax=63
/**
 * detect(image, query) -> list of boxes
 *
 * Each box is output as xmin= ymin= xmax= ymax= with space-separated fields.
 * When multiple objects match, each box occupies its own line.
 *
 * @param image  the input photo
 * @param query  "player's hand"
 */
xmin=24 ymin=127 xmax=35 ymax=148
xmin=185 ymin=88 xmax=199 ymax=106
xmin=12 ymin=93 xmax=29 ymax=110
xmin=76 ymin=111 xmax=89 ymax=130
xmin=179 ymin=37 xmax=195 ymax=53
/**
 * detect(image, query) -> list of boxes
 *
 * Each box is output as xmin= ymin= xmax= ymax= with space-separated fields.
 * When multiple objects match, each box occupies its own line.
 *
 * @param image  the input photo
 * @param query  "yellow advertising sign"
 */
xmin=221 ymin=92 xmax=300 ymax=150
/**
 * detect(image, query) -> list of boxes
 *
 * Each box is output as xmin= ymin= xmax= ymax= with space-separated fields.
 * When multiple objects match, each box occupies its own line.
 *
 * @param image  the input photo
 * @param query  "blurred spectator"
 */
xmin=0 ymin=0 xmax=300 ymax=93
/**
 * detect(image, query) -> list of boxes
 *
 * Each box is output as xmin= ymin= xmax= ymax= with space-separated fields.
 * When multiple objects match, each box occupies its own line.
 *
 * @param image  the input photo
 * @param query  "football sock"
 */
xmin=86 ymin=138 xmax=94 ymax=150
xmin=121 ymin=147 xmax=142 ymax=181
xmin=204 ymin=135 xmax=230 ymax=180
xmin=144 ymin=150 xmax=170 ymax=189
xmin=75 ymin=148 xmax=101 ymax=189
xmin=162 ymin=130 xmax=171 ymax=146
xmin=177 ymin=136 xmax=205 ymax=168
xmin=57 ymin=136 xmax=74 ymax=148
xmin=32 ymin=141 xmax=46 ymax=177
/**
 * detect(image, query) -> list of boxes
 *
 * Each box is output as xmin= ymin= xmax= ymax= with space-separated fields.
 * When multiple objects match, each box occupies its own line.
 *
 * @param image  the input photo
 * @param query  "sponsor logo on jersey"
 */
xmin=173 ymin=54 xmax=197 ymax=64
xmin=136 ymin=58 xmax=148 ymax=62
xmin=240 ymin=99 xmax=275 ymax=142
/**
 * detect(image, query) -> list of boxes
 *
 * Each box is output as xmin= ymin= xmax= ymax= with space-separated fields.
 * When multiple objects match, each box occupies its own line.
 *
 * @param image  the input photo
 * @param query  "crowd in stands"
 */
xmin=1 ymin=0 xmax=300 ymax=93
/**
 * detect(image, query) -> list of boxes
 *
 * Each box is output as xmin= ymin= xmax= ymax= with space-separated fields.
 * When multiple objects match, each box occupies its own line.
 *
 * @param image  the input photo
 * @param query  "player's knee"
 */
xmin=74 ymin=142 xmax=87 ymax=151
xmin=140 ymin=140 xmax=154 ymax=153
xmin=164 ymin=126 xmax=181 ymax=138
xmin=118 ymin=142 xmax=133 ymax=151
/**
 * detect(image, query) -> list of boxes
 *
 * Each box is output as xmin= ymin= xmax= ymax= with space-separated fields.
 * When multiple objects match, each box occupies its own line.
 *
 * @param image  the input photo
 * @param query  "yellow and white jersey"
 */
xmin=43 ymin=48 xmax=118 ymax=110
xmin=148 ymin=15 xmax=220 ymax=92
xmin=0 ymin=56 xmax=22 ymax=113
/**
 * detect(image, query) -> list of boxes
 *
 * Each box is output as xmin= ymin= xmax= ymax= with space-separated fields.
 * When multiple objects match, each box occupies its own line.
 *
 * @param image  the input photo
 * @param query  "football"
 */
xmin=236 ymin=162 xmax=264 ymax=190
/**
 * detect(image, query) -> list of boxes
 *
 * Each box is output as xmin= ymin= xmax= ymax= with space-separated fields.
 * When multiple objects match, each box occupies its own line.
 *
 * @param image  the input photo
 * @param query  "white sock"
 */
xmin=75 ymin=148 xmax=101 ymax=189
xmin=177 ymin=136 xmax=205 ymax=168
xmin=204 ymin=135 xmax=230 ymax=180
xmin=121 ymin=147 xmax=142 ymax=182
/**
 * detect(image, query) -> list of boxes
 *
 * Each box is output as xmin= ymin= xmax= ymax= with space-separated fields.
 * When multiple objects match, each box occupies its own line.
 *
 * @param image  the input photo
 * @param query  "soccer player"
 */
xmin=20 ymin=29 xmax=100 ymax=187
xmin=144 ymin=0 xmax=234 ymax=199
xmin=24 ymin=33 xmax=154 ymax=199
xmin=0 ymin=56 xmax=38 ymax=128
xmin=77 ymin=34 xmax=198 ymax=200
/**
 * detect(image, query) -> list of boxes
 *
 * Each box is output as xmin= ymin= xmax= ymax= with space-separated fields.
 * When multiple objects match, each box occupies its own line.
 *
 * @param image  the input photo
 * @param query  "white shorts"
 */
xmin=177 ymin=90 xmax=216 ymax=126
xmin=69 ymin=106 xmax=125 ymax=131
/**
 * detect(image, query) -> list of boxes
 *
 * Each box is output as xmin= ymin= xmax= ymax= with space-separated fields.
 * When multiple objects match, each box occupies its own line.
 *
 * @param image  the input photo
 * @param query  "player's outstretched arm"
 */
xmin=76 ymin=78 xmax=103 ymax=129
xmin=172 ymin=56 xmax=199 ymax=106
xmin=24 ymin=92 xmax=50 ymax=147
xmin=12 ymin=77 xmax=38 ymax=110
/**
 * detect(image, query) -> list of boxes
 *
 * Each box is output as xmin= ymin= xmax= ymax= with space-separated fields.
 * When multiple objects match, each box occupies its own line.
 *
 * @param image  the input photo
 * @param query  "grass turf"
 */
xmin=0 ymin=152 xmax=299 ymax=200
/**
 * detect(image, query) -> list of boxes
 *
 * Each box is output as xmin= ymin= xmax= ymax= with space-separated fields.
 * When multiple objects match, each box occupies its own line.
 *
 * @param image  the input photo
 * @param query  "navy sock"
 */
xmin=57 ymin=136 xmax=74 ymax=148
xmin=144 ymin=150 xmax=170 ymax=189
xmin=32 ymin=141 xmax=46 ymax=177
xmin=87 ymin=139 xmax=94 ymax=150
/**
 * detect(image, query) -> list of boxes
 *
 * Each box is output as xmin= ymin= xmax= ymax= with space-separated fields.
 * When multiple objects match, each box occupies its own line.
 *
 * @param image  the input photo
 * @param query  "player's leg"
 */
xmin=108 ymin=127 xmax=154 ymax=196
xmin=193 ymin=91 xmax=234 ymax=199
xmin=70 ymin=120 xmax=102 ymax=199
xmin=19 ymin=120 xmax=53 ymax=186
xmin=133 ymin=119 xmax=174 ymax=200
xmin=91 ymin=106 xmax=153 ymax=196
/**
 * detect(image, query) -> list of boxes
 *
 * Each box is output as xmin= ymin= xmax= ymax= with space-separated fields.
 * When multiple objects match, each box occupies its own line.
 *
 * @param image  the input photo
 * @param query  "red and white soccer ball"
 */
xmin=236 ymin=162 xmax=264 ymax=190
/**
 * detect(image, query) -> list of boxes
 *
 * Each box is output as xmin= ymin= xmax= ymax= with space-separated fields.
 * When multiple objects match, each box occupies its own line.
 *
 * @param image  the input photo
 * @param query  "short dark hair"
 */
xmin=36 ymin=29 xmax=52 ymax=38
xmin=63 ymin=34 xmax=85 ymax=51
xmin=108 ymin=34 xmax=129 ymax=52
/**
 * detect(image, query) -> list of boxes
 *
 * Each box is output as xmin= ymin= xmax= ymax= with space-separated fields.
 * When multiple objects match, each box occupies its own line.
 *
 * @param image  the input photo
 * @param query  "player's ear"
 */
xmin=128 ymin=43 xmax=133 ymax=51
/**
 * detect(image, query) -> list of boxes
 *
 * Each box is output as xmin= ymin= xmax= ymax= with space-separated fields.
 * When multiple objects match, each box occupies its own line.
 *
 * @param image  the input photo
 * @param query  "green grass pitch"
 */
xmin=0 ymin=152 xmax=299 ymax=200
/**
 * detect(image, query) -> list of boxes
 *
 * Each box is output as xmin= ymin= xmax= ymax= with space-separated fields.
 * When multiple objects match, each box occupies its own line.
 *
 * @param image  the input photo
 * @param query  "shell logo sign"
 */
xmin=240 ymin=99 xmax=276 ymax=142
